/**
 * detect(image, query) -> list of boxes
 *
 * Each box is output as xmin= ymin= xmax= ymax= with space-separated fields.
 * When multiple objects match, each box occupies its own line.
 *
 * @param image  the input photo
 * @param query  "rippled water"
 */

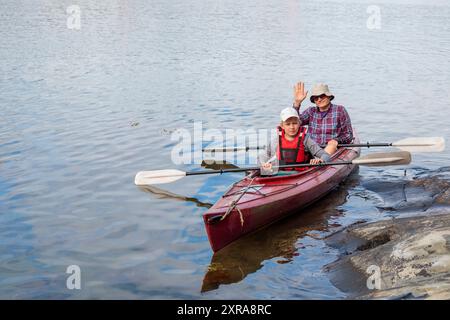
xmin=1 ymin=0 xmax=449 ymax=299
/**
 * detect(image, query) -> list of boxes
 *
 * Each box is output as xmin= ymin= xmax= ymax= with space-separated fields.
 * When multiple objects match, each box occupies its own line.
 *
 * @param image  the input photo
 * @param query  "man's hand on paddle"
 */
xmin=327 ymin=139 xmax=338 ymax=148
xmin=324 ymin=139 xmax=339 ymax=155
xmin=293 ymin=82 xmax=308 ymax=109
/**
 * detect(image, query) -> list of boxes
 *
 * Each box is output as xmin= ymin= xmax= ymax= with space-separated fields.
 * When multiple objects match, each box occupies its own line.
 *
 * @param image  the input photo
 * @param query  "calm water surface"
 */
xmin=1 ymin=0 xmax=449 ymax=299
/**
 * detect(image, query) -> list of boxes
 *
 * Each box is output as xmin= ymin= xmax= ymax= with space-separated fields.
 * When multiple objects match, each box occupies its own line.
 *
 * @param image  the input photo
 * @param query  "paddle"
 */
xmin=202 ymin=146 xmax=266 ymax=152
xmin=335 ymin=137 xmax=445 ymax=153
xmin=135 ymin=151 xmax=411 ymax=186
xmin=202 ymin=137 xmax=445 ymax=153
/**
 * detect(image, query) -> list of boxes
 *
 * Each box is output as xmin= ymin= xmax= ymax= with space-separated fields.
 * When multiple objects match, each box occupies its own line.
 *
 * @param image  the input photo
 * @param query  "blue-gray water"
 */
xmin=1 ymin=0 xmax=449 ymax=299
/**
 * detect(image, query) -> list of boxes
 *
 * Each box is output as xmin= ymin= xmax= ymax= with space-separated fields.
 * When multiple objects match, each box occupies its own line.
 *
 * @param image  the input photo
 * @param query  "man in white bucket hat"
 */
xmin=292 ymin=82 xmax=353 ymax=147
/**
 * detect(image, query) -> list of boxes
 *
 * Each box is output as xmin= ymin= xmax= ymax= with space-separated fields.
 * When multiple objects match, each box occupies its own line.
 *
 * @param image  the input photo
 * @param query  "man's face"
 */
xmin=282 ymin=117 xmax=300 ymax=137
xmin=314 ymin=94 xmax=331 ymax=109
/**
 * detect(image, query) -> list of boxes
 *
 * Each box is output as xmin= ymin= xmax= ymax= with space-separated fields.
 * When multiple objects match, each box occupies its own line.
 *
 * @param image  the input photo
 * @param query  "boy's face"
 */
xmin=281 ymin=117 xmax=300 ymax=137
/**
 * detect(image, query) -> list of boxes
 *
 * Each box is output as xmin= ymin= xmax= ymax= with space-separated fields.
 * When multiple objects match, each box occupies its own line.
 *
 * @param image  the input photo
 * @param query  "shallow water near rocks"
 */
xmin=1 ymin=0 xmax=449 ymax=299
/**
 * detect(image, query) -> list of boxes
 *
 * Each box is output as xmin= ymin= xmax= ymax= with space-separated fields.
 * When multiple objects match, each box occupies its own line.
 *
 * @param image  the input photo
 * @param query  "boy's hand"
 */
xmin=261 ymin=162 xmax=274 ymax=175
xmin=309 ymin=158 xmax=324 ymax=165
xmin=262 ymin=162 xmax=272 ymax=170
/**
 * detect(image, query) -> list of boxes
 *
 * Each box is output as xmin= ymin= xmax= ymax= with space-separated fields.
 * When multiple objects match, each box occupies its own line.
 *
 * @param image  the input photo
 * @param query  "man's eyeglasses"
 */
xmin=313 ymin=94 xmax=328 ymax=101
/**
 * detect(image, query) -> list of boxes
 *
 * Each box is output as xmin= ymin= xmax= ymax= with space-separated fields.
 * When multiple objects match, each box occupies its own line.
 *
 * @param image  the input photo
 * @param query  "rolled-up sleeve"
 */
xmin=337 ymin=107 xmax=353 ymax=144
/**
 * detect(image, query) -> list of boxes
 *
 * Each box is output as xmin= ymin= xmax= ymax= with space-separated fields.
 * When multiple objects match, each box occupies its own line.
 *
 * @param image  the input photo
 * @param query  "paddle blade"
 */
xmin=134 ymin=169 xmax=186 ymax=185
xmin=353 ymin=151 xmax=411 ymax=167
xmin=393 ymin=137 xmax=445 ymax=153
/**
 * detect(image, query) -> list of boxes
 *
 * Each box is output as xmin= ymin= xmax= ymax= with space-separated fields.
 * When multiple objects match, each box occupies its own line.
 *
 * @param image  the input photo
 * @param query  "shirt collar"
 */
xmin=315 ymin=103 xmax=333 ymax=113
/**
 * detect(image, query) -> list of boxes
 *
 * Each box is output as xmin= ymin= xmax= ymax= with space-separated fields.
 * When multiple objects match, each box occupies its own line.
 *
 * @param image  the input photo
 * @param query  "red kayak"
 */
xmin=202 ymin=144 xmax=361 ymax=252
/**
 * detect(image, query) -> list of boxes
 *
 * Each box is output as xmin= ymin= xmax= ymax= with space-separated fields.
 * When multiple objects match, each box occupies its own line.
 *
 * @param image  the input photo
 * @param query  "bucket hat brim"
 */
xmin=309 ymin=84 xmax=335 ymax=103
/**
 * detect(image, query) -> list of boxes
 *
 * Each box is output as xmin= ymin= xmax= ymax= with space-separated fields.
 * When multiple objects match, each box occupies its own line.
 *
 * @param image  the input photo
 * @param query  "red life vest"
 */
xmin=276 ymin=126 xmax=310 ymax=171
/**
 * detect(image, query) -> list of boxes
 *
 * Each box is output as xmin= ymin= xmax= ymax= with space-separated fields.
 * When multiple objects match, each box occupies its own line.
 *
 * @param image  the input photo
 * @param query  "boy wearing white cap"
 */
xmin=259 ymin=107 xmax=336 ymax=175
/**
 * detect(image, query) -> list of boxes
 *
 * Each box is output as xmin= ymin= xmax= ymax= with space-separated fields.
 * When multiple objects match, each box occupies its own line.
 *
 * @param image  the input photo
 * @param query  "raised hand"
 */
xmin=293 ymin=82 xmax=308 ymax=108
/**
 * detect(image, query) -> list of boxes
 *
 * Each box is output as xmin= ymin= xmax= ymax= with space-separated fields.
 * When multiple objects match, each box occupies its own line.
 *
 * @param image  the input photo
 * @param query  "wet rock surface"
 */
xmin=362 ymin=171 xmax=450 ymax=212
xmin=324 ymin=213 xmax=450 ymax=299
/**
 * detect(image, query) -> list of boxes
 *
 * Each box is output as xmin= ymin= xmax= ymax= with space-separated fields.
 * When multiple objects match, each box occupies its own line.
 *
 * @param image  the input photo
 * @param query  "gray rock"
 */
xmin=324 ymin=213 xmax=450 ymax=299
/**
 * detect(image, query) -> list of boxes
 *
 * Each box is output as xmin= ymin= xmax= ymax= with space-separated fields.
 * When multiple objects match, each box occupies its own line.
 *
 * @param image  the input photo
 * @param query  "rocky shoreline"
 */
xmin=324 ymin=213 xmax=450 ymax=299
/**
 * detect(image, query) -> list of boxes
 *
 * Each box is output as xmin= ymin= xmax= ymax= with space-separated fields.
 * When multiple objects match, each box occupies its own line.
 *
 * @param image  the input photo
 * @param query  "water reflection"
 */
xmin=200 ymin=160 xmax=240 ymax=170
xmin=138 ymin=185 xmax=212 ymax=209
xmin=201 ymin=173 xmax=360 ymax=292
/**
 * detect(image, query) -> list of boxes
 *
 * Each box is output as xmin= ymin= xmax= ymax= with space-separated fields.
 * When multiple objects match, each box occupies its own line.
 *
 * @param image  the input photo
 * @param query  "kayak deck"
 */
xmin=203 ymin=144 xmax=361 ymax=252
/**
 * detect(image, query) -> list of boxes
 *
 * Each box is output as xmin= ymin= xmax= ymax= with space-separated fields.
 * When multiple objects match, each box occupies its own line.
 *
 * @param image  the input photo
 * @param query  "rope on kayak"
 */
xmin=237 ymin=206 xmax=244 ymax=227
xmin=221 ymin=176 xmax=256 ymax=227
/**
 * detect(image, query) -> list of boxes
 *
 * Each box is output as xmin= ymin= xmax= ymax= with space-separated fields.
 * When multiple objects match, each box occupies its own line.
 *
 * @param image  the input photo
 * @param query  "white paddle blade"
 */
xmin=393 ymin=137 xmax=445 ymax=153
xmin=353 ymin=151 xmax=411 ymax=167
xmin=134 ymin=169 xmax=186 ymax=185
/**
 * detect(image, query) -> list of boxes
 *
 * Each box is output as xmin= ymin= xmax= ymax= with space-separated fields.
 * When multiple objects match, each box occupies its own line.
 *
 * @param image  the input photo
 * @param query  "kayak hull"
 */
xmin=202 ymin=144 xmax=361 ymax=252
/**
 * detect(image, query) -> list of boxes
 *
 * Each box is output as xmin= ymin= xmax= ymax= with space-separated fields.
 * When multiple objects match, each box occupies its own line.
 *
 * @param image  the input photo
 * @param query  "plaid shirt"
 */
xmin=297 ymin=104 xmax=353 ymax=145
